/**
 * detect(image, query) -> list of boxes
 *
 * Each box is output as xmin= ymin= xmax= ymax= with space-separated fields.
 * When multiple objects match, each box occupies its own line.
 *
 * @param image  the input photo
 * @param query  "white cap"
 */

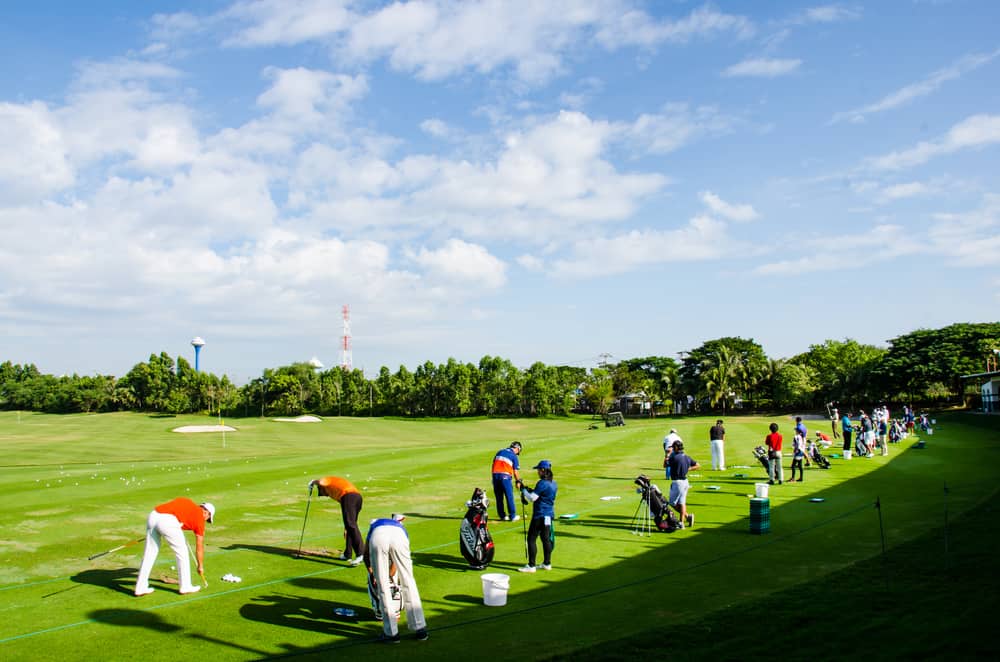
xmin=391 ymin=513 xmax=406 ymax=522
xmin=200 ymin=502 xmax=216 ymax=523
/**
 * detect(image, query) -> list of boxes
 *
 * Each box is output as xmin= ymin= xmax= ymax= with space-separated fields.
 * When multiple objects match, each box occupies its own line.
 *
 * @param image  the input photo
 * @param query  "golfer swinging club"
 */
xmin=308 ymin=476 xmax=365 ymax=565
xmin=491 ymin=441 xmax=522 ymax=521
xmin=134 ymin=497 xmax=215 ymax=596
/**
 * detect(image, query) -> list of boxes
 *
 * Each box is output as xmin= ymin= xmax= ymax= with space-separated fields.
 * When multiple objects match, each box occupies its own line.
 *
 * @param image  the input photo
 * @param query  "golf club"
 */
xmin=187 ymin=541 xmax=208 ymax=588
xmin=87 ymin=537 xmax=144 ymax=561
xmin=519 ymin=482 xmax=529 ymax=563
xmin=294 ymin=487 xmax=314 ymax=558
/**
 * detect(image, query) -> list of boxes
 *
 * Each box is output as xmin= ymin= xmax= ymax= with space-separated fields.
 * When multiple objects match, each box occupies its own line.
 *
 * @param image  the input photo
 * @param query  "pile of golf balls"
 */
xmin=221 ymin=573 xmax=242 ymax=583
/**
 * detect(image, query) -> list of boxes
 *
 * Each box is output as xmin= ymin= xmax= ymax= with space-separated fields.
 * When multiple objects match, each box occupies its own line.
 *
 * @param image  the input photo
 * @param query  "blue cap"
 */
xmin=533 ymin=459 xmax=552 ymax=470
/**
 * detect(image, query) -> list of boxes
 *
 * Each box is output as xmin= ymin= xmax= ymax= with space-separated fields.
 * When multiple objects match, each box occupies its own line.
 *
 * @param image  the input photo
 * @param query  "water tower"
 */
xmin=191 ymin=337 xmax=206 ymax=372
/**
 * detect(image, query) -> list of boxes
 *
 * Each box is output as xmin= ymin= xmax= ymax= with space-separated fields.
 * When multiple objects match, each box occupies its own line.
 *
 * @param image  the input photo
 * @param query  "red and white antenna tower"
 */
xmin=340 ymin=304 xmax=352 ymax=371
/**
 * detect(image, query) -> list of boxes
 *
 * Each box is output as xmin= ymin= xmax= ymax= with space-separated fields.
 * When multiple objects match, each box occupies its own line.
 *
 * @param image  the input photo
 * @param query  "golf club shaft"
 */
xmin=87 ymin=537 xmax=144 ymax=560
xmin=187 ymin=541 xmax=208 ymax=587
xmin=295 ymin=492 xmax=313 ymax=556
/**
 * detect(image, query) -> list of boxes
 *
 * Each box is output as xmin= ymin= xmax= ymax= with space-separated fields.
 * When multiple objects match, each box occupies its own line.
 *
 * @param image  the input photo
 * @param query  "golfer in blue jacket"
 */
xmin=517 ymin=459 xmax=557 ymax=573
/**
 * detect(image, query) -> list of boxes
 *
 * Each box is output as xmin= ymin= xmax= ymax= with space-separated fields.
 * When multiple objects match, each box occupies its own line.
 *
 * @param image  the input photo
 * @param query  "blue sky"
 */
xmin=2 ymin=1 xmax=998 ymax=383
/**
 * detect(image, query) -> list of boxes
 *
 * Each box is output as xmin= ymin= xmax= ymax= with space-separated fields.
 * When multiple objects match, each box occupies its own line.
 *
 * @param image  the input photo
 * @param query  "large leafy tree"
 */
xmin=790 ymin=339 xmax=886 ymax=408
xmin=872 ymin=323 xmax=1000 ymax=401
xmin=679 ymin=337 xmax=768 ymax=411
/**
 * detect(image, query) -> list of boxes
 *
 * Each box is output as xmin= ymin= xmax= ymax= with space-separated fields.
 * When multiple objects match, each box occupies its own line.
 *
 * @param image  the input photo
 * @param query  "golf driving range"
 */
xmin=1 ymin=411 xmax=997 ymax=660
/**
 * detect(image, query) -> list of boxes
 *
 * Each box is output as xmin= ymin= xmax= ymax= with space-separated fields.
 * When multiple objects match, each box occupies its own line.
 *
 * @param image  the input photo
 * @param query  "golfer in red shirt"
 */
xmin=765 ymin=423 xmax=784 ymax=485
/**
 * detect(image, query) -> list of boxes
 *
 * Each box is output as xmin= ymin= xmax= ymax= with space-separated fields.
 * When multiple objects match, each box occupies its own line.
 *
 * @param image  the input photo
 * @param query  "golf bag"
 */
xmin=634 ymin=474 xmax=680 ymax=532
xmin=809 ymin=443 xmax=831 ymax=469
xmin=752 ymin=446 xmax=771 ymax=473
xmin=459 ymin=487 xmax=495 ymax=569
xmin=367 ymin=567 xmax=402 ymax=622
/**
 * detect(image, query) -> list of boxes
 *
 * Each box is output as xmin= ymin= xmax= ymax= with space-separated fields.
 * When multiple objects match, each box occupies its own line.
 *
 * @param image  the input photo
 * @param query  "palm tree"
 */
xmin=701 ymin=345 xmax=742 ymax=414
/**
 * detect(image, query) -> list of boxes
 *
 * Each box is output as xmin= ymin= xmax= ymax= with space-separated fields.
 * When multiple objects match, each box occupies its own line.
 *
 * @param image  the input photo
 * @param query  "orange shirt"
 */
xmin=155 ymin=497 xmax=206 ymax=536
xmin=317 ymin=476 xmax=359 ymax=502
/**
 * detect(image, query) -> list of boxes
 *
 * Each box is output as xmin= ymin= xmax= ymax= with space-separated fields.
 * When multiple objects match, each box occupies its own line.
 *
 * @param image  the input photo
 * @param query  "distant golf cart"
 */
xmin=604 ymin=411 xmax=625 ymax=427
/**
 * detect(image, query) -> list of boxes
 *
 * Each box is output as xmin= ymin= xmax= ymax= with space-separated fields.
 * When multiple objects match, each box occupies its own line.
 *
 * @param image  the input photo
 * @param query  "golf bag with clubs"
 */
xmin=752 ymin=446 xmax=771 ymax=473
xmin=366 ymin=566 xmax=403 ymax=622
xmin=634 ymin=474 xmax=680 ymax=532
xmin=459 ymin=487 xmax=495 ymax=569
xmin=809 ymin=442 xmax=831 ymax=469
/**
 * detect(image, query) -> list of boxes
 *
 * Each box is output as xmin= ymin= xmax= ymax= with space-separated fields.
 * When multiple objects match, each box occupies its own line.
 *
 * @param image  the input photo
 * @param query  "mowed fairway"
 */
xmin=0 ymin=411 xmax=996 ymax=661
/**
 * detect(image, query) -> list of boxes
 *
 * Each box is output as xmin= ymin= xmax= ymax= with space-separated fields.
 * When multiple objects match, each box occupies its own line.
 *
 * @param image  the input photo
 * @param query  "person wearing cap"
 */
xmin=666 ymin=440 xmax=699 ymax=528
xmin=364 ymin=513 xmax=428 ymax=643
xmin=709 ymin=419 xmax=726 ymax=471
xmin=517 ymin=459 xmax=558 ymax=572
xmin=134 ymin=497 xmax=214 ymax=596
xmin=663 ymin=428 xmax=682 ymax=479
xmin=491 ymin=441 xmax=523 ymax=521
xmin=308 ymin=476 xmax=364 ymax=566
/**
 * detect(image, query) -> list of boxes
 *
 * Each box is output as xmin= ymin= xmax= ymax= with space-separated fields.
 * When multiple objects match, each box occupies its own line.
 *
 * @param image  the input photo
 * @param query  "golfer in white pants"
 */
xmin=134 ymin=498 xmax=214 ymax=596
xmin=365 ymin=514 xmax=428 ymax=642
xmin=709 ymin=419 xmax=726 ymax=471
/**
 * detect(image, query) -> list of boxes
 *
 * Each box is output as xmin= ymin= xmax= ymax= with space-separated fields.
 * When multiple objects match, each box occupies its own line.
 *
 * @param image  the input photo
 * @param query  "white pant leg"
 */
xmin=370 ymin=527 xmax=399 ymax=637
xmin=153 ymin=513 xmax=194 ymax=591
xmin=135 ymin=510 xmax=162 ymax=593
xmin=711 ymin=440 xmax=725 ymax=470
xmin=387 ymin=534 xmax=425 ymax=632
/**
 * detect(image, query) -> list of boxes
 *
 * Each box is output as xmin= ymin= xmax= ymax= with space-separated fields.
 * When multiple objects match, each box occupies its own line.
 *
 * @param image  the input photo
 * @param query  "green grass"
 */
xmin=0 ymin=411 xmax=996 ymax=660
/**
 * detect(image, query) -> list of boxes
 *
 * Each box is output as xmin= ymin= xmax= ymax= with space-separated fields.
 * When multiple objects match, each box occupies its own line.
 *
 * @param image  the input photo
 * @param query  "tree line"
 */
xmin=2 ymin=322 xmax=997 ymax=417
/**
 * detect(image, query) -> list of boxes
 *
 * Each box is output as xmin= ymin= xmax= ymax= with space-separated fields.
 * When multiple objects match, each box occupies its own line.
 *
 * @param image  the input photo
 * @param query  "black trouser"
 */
xmin=340 ymin=492 xmax=365 ymax=558
xmin=842 ymin=428 xmax=852 ymax=451
xmin=526 ymin=517 xmax=553 ymax=567
xmin=790 ymin=457 xmax=804 ymax=481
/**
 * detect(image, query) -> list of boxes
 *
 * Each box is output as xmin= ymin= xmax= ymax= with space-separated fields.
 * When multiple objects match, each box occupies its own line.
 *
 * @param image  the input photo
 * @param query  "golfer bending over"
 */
xmin=308 ymin=476 xmax=364 ymax=565
xmin=517 ymin=459 xmax=558 ymax=572
xmin=134 ymin=497 xmax=214 ymax=596
xmin=667 ymin=441 xmax=698 ymax=529
xmin=491 ymin=441 xmax=522 ymax=521
xmin=364 ymin=514 xmax=428 ymax=643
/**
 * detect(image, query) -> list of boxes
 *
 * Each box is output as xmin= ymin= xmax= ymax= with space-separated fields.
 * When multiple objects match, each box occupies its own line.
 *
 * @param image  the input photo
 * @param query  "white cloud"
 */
xmin=0 ymin=102 xmax=74 ymax=201
xmin=408 ymin=238 xmax=507 ymax=288
xmin=624 ymin=102 xmax=736 ymax=153
xmin=257 ymin=67 xmax=368 ymax=125
xmin=596 ymin=4 xmax=754 ymax=48
xmin=722 ymin=57 xmax=801 ymax=78
xmin=877 ymin=181 xmax=930 ymax=202
xmin=755 ymin=224 xmax=923 ymax=275
xmin=928 ymin=193 xmax=1000 ymax=266
xmin=831 ymin=48 xmax=1000 ymax=124
xmin=552 ymin=215 xmax=729 ymax=278
xmin=785 ymin=5 xmax=862 ymax=25
xmin=516 ymin=254 xmax=545 ymax=271
xmin=420 ymin=118 xmax=451 ymax=138
xmin=869 ymin=114 xmax=1000 ymax=170
xmin=700 ymin=191 xmax=759 ymax=221
xmin=164 ymin=2 xmax=754 ymax=85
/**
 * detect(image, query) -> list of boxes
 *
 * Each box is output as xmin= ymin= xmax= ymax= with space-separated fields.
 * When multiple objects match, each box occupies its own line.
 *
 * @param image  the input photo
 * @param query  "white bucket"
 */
xmin=754 ymin=483 xmax=769 ymax=498
xmin=927 ymin=428 xmax=934 ymax=435
xmin=481 ymin=573 xmax=510 ymax=607
xmin=844 ymin=449 xmax=852 ymax=460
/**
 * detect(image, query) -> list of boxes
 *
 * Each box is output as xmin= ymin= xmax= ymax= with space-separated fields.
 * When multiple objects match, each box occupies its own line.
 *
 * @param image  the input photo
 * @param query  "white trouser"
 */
xmin=710 ymin=440 xmax=726 ymax=470
xmin=369 ymin=525 xmax=426 ymax=637
xmin=135 ymin=510 xmax=196 ymax=593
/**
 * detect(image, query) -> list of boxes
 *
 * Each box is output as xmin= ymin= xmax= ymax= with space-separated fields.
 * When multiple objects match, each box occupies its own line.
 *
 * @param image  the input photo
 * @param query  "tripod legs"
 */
xmin=630 ymin=494 xmax=652 ymax=536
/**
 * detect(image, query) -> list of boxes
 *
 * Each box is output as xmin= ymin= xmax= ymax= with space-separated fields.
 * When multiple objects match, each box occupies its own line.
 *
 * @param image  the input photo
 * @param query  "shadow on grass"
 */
xmin=286 ymin=576 xmax=367 ymax=593
xmin=71 ymin=567 xmax=137 ymax=596
xmin=413 ymin=551 xmax=482 ymax=572
xmin=88 ymin=608 xmax=181 ymax=632
xmin=240 ymin=592 xmax=372 ymax=638
xmin=221 ymin=543 xmax=340 ymax=564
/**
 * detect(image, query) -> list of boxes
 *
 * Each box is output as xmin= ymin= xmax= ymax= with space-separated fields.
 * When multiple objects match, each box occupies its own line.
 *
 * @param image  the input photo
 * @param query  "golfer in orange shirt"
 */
xmin=309 ymin=476 xmax=365 ymax=565
xmin=134 ymin=497 xmax=214 ymax=596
